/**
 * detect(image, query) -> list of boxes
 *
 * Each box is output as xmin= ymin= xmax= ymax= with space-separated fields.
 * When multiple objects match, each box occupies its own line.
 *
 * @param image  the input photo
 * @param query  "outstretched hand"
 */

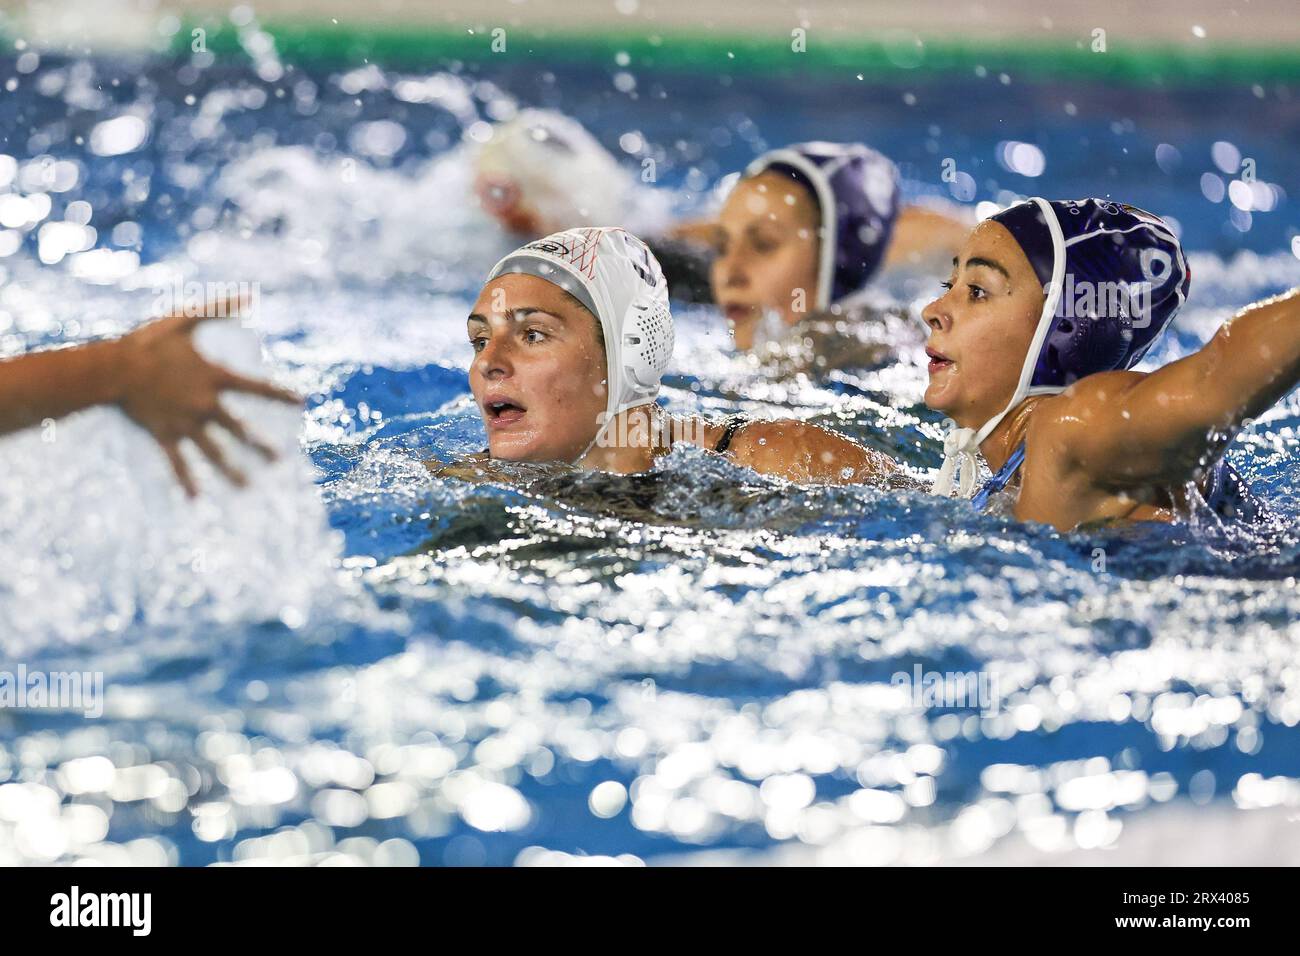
xmin=115 ymin=302 xmax=300 ymax=496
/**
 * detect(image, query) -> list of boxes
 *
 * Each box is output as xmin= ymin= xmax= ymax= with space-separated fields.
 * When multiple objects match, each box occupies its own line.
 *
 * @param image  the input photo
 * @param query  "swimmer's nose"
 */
xmin=922 ymin=295 xmax=951 ymax=333
xmin=715 ymin=250 xmax=747 ymax=289
xmin=475 ymin=335 xmax=514 ymax=379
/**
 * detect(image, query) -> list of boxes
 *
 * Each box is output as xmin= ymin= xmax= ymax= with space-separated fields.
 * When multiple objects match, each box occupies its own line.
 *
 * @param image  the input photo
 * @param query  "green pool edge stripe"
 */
xmin=3 ymin=14 xmax=1296 ymax=85
xmin=169 ymin=21 xmax=1300 ymax=86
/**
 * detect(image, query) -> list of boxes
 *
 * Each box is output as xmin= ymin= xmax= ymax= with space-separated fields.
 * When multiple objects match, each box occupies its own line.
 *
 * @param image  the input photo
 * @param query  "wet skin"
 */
xmin=467 ymin=273 xmax=611 ymax=464
xmin=923 ymin=220 xmax=1300 ymax=529
xmin=710 ymin=170 xmax=821 ymax=350
xmin=458 ymin=272 xmax=897 ymax=486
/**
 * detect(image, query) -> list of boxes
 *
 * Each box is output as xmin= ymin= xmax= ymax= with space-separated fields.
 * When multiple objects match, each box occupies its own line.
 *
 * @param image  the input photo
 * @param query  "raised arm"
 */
xmin=724 ymin=419 xmax=899 ymax=485
xmin=1037 ymin=286 xmax=1300 ymax=487
xmin=0 ymin=306 xmax=300 ymax=495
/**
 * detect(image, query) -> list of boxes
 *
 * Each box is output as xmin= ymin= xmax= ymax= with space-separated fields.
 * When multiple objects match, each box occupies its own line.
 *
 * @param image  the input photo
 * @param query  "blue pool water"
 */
xmin=0 ymin=41 xmax=1299 ymax=865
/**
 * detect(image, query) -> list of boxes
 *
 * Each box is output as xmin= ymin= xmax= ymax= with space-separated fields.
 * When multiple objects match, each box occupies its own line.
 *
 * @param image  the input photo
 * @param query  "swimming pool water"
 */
xmin=0 ymin=42 xmax=1299 ymax=866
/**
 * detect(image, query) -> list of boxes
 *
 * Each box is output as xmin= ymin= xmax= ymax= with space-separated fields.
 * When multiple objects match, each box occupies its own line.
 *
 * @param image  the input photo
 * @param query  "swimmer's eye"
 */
xmin=469 ymin=336 xmax=488 ymax=352
xmin=939 ymin=280 xmax=987 ymax=302
xmin=524 ymin=328 xmax=547 ymax=344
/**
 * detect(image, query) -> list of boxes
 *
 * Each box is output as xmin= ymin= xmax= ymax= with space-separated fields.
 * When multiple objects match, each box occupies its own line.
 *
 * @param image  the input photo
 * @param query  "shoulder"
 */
xmin=675 ymin=415 xmax=729 ymax=452
xmin=1021 ymin=370 xmax=1149 ymax=495
xmin=728 ymin=418 xmax=827 ymax=450
xmin=725 ymin=418 xmax=897 ymax=483
xmin=425 ymin=451 xmax=491 ymax=481
xmin=1027 ymin=370 xmax=1147 ymax=441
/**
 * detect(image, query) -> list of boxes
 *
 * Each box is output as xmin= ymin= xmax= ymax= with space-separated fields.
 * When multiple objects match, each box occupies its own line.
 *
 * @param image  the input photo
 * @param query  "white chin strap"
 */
xmin=935 ymin=426 xmax=982 ymax=502
xmin=931 ymin=197 xmax=1065 ymax=499
xmin=573 ymin=431 xmax=605 ymax=468
xmin=573 ymin=404 xmax=615 ymax=466
xmin=932 ymin=417 xmax=1002 ymax=498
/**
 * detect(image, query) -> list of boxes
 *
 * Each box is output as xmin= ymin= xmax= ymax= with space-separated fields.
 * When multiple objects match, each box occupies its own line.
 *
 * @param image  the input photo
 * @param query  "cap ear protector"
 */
xmin=616 ymin=231 xmax=675 ymax=393
xmin=1042 ymin=309 xmax=1133 ymax=383
xmin=622 ymin=298 xmax=674 ymax=390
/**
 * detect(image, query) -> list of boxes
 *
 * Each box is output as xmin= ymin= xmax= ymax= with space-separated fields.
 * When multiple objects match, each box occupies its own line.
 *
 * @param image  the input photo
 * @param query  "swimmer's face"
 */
xmin=474 ymin=174 xmax=542 ymax=236
xmin=468 ymin=273 xmax=609 ymax=462
xmin=711 ymin=171 xmax=820 ymax=348
xmin=921 ymin=221 xmax=1044 ymax=427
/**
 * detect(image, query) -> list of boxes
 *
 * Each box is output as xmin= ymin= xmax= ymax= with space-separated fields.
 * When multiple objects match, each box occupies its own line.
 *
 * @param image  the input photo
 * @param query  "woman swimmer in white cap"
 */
xmin=442 ymin=212 xmax=1300 ymax=529
xmin=442 ymin=226 xmax=899 ymax=485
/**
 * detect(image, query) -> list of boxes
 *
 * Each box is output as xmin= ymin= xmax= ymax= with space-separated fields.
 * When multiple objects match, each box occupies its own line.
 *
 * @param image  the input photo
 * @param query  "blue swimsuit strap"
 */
xmin=971 ymin=442 xmax=1027 ymax=512
xmin=1201 ymin=457 xmax=1267 ymax=522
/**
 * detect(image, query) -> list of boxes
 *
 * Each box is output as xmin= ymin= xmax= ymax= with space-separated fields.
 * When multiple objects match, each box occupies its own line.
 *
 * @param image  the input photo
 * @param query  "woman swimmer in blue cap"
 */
xmin=710 ymin=142 xmax=969 ymax=352
xmin=926 ymin=197 xmax=1297 ymax=530
xmin=472 ymin=114 xmax=965 ymax=353
xmin=441 ymin=226 xmax=901 ymax=485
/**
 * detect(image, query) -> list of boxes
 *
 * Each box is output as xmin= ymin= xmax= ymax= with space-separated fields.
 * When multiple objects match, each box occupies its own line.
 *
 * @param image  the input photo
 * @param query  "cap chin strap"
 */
xmin=931 ymin=414 xmax=1006 ymax=498
xmin=746 ymin=149 xmax=839 ymax=310
xmin=573 ymin=304 xmax=660 ymax=466
xmin=931 ymin=197 xmax=1065 ymax=498
xmin=573 ymin=416 xmax=609 ymax=467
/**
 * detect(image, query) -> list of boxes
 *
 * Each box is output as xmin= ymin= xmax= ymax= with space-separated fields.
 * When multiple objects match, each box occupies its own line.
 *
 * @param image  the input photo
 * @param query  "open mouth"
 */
xmin=926 ymin=347 xmax=954 ymax=373
xmin=484 ymin=397 xmax=528 ymax=426
xmin=722 ymin=303 xmax=757 ymax=324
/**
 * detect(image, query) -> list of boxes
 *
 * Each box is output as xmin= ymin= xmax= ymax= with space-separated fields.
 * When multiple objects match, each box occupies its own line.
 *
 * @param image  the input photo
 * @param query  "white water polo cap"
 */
xmin=475 ymin=109 xmax=632 ymax=234
xmin=486 ymin=227 xmax=675 ymax=453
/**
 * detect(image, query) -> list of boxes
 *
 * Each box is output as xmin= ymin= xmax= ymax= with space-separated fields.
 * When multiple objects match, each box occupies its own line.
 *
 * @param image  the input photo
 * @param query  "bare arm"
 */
xmin=724 ymin=419 xmax=899 ymax=485
xmin=663 ymin=217 xmax=719 ymax=247
xmin=0 ymin=306 xmax=300 ymax=495
xmin=669 ymin=204 xmax=969 ymax=273
xmin=0 ymin=338 xmax=122 ymax=434
xmin=1040 ymin=286 xmax=1300 ymax=488
xmin=883 ymin=204 xmax=971 ymax=270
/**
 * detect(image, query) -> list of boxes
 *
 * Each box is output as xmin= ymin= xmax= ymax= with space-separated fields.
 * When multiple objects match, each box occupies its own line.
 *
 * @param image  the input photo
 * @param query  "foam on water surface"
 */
xmin=0 ymin=320 xmax=344 ymax=656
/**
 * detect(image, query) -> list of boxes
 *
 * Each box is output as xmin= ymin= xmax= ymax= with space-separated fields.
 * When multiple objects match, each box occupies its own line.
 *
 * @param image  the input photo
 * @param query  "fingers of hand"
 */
xmin=191 ymin=428 xmax=248 ymax=488
xmin=170 ymin=293 xmax=254 ymax=328
xmin=213 ymin=406 xmax=277 ymax=462
xmin=161 ymin=440 xmax=198 ymax=498
xmin=219 ymin=370 xmax=302 ymax=405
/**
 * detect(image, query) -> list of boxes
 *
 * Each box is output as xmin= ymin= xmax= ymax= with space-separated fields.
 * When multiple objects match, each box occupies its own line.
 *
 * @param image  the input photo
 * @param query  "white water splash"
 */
xmin=0 ymin=320 xmax=343 ymax=655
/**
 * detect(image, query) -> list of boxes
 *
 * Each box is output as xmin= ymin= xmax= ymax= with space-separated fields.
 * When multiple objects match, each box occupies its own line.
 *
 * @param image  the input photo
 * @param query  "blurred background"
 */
xmin=0 ymin=0 xmax=1297 ymax=868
